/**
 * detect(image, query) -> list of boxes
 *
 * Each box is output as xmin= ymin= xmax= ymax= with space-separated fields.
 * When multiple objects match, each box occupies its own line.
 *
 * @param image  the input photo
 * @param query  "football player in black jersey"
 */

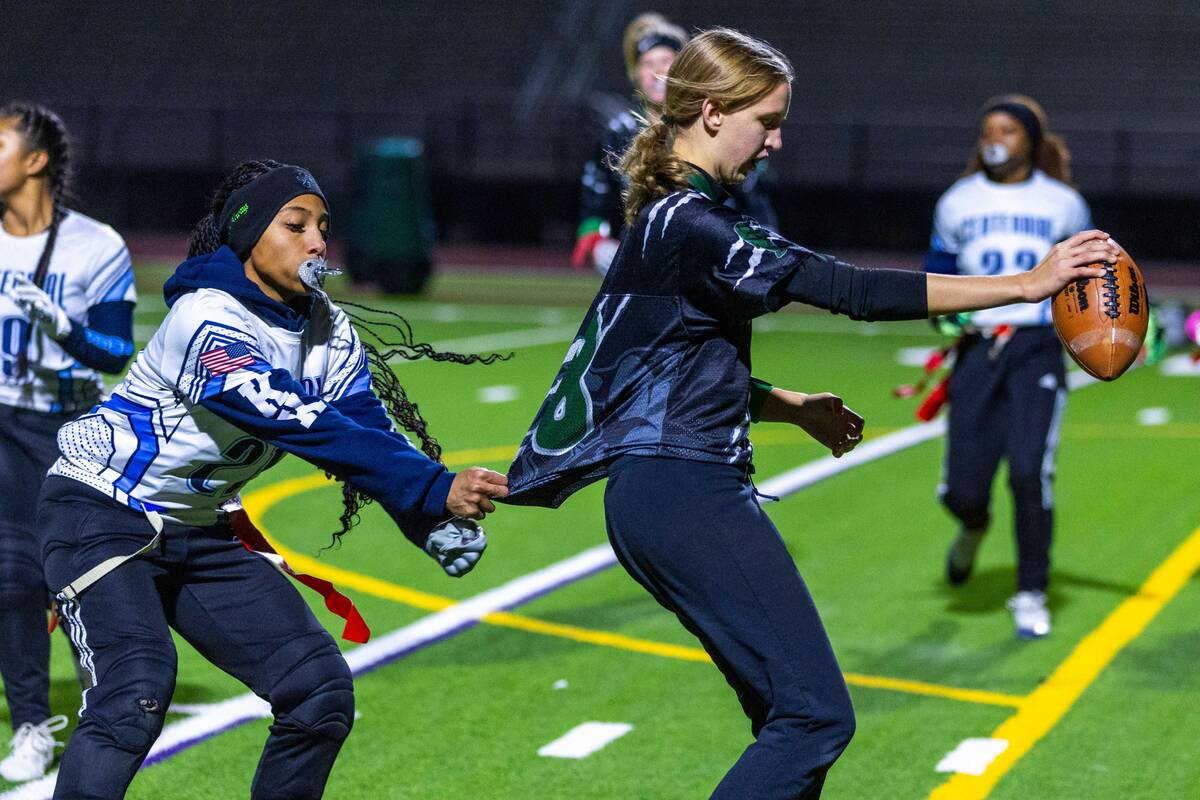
xmin=509 ymin=29 xmax=1116 ymax=799
xmin=572 ymin=13 xmax=776 ymax=276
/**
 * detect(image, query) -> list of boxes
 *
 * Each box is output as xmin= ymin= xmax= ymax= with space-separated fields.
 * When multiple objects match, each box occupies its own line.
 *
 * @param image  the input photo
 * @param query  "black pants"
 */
xmin=605 ymin=457 xmax=855 ymax=800
xmin=940 ymin=327 xmax=1067 ymax=592
xmin=37 ymin=477 xmax=354 ymax=800
xmin=0 ymin=404 xmax=70 ymax=729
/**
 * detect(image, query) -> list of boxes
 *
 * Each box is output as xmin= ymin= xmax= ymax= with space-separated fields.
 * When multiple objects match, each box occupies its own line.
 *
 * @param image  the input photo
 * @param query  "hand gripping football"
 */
xmin=1051 ymin=245 xmax=1148 ymax=381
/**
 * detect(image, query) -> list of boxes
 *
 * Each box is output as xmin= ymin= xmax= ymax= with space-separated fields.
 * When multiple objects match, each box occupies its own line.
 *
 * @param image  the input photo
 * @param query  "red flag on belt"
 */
xmin=229 ymin=509 xmax=371 ymax=644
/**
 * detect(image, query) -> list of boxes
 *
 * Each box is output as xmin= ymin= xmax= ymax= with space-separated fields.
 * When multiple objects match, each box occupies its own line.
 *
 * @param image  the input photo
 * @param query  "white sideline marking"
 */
xmin=757 ymin=418 xmax=948 ymax=497
xmin=342 ymin=544 xmax=615 ymax=676
xmin=393 ymin=303 xmax=916 ymax=337
xmin=166 ymin=702 xmax=265 ymax=718
xmin=428 ymin=324 xmax=581 ymax=354
xmin=896 ymin=346 xmax=940 ymax=366
xmin=934 ymin=738 xmax=1009 ymax=775
xmin=553 ymin=679 xmax=569 ymax=690
xmin=4 ymin=361 xmax=1108 ymax=798
xmin=392 ymin=304 xmax=573 ymax=326
xmin=537 ymin=722 xmax=633 ymax=759
xmin=478 ymin=385 xmax=519 ymax=404
xmin=1137 ymin=407 xmax=1170 ymax=426
xmin=1161 ymin=353 xmax=1200 ymax=376
xmin=755 ymin=369 xmax=1095 ymax=499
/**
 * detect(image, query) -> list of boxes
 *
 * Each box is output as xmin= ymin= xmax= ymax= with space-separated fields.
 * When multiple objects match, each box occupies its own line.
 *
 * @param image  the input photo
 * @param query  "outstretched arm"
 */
xmin=926 ymin=230 xmax=1115 ymax=316
xmin=200 ymin=368 xmax=508 ymax=547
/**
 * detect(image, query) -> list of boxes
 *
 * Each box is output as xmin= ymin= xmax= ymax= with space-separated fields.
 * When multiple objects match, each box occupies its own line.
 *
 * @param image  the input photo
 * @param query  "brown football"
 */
xmin=1051 ymin=246 xmax=1148 ymax=381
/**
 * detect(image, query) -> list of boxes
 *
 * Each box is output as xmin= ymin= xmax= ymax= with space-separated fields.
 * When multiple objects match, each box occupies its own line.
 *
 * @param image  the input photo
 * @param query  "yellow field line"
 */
xmin=240 ymin=456 xmax=1031 ymax=710
xmin=843 ymin=674 xmax=1024 ymax=709
xmin=928 ymin=524 xmax=1200 ymax=799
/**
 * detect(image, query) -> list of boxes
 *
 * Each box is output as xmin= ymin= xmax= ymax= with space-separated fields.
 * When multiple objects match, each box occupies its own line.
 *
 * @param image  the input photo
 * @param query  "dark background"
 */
xmin=3 ymin=1 xmax=1199 ymax=259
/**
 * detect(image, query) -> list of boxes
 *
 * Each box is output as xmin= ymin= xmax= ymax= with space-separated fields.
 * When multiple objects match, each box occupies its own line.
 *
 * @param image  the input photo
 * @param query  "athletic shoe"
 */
xmin=1007 ymin=591 xmax=1051 ymax=640
xmin=945 ymin=528 xmax=986 ymax=585
xmin=0 ymin=715 xmax=68 ymax=782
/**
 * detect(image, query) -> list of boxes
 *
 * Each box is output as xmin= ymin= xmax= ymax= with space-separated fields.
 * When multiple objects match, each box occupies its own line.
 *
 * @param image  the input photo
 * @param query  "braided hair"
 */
xmin=0 ymin=102 xmax=71 ymax=374
xmin=189 ymin=160 xmax=507 ymax=547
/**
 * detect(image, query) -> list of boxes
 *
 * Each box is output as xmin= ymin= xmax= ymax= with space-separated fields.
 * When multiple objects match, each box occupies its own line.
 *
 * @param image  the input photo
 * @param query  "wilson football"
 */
xmin=1051 ymin=246 xmax=1148 ymax=381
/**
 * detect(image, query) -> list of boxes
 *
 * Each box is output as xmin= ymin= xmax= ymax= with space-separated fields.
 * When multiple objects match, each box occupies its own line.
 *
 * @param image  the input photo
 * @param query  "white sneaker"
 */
xmin=0 ymin=715 xmax=68 ymax=782
xmin=1007 ymin=591 xmax=1051 ymax=640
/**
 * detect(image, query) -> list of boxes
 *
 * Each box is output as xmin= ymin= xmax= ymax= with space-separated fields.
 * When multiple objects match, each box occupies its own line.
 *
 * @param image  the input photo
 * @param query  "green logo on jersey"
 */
xmin=531 ymin=296 xmax=628 ymax=455
xmin=733 ymin=220 xmax=788 ymax=258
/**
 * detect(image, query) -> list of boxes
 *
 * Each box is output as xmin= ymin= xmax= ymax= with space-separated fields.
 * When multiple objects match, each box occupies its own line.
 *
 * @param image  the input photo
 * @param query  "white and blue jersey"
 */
xmin=50 ymin=245 xmax=453 ymax=538
xmin=0 ymin=209 xmax=136 ymax=412
xmin=926 ymin=170 xmax=1091 ymax=329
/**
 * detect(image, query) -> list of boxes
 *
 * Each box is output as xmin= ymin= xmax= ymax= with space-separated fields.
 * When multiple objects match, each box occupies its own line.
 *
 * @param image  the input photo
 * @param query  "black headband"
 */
xmin=637 ymin=33 xmax=685 ymax=57
xmin=984 ymin=101 xmax=1044 ymax=152
xmin=217 ymin=165 xmax=328 ymax=261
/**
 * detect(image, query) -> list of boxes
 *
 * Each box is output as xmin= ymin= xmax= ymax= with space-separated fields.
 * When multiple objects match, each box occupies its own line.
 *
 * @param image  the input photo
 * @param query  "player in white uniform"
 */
xmin=0 ymin=102 xmax=137 ymax=782
xmin=924 ymin=95 xmax=1091 ymax=638
xmin=36 ymin=160 xmax=509 ymax=799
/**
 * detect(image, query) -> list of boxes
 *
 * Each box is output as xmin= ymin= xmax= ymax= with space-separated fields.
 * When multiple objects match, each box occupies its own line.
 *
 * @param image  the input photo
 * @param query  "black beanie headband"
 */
xmin=983 ymin=101 xmax=1044 ymax=153
xmin=637 ymin=32 xmax=685 ymax=57
xmin=218 ymin=165 xmax=328 ymax=260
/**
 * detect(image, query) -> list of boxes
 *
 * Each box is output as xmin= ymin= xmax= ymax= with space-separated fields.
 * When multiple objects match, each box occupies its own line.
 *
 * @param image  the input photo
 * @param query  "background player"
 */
xmin=0 ymin=102 xmax=136 ymax=782
xmin=924 ymin=95 xmax=1091 ymax=639
xmin=506 ymin=30 xmax=1116 ymax=798
xmin=572 ymin=12 xmax=776 ymax=276
xmin=36 ymin=160 xmax=508 ymax=799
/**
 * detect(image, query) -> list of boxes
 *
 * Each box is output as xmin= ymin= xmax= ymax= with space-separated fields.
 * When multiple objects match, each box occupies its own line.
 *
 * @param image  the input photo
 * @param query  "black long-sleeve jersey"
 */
xmin=507 ymin=168 xmax=928 ymax=508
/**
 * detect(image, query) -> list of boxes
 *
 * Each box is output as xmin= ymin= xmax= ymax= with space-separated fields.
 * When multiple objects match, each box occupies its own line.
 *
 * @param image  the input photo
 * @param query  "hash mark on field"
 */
xmin=538 ymin=722 xmax=633 ymax=759
xmin=1136 ymin=407 xmax=1170 ymax=426
xmin=935 ymin=739 xmax=1009 ymax=776
xmin=896 ymin=346 xmax=941 ymax=366
xmin=478 ymin=385 xmax=519 ymax=404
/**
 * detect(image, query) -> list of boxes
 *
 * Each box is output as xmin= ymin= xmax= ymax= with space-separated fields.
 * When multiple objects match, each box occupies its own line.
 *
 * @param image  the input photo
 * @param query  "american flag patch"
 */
xmin=198 ymin=342 xmax=256 ymax=375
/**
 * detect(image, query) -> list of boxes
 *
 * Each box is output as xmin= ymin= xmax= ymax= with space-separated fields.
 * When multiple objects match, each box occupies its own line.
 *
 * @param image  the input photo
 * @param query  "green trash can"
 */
xmin=346 ymin=137 xmax=435 ymax=294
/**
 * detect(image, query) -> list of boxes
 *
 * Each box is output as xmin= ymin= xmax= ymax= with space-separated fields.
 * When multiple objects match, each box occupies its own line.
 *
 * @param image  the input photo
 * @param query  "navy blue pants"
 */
xmin=605 ymin=457 xmax=855 ymax=799
xmin=941 ymin=328 xmax=1067 ymax=592
xmin=0 ymin=405 xmax=69 ymax=729
xmin=37 ymin=477 xmax=354 ymax=800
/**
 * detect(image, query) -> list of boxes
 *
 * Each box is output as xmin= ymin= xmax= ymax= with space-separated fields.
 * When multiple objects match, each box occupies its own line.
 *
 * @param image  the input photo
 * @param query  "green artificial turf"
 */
xmin=3 ymin=267 xmax=1197 ymax=799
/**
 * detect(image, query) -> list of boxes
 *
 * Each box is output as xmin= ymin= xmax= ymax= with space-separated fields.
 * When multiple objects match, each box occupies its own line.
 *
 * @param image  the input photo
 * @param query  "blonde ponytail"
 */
xmin=616 ymin=119 xmax=691 ymax=227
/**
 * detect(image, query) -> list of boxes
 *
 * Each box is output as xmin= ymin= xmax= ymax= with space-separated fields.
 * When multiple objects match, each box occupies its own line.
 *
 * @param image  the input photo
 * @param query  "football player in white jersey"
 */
xmin=924 ymin=95 xmax=1091 ymax=639
xmin=36 ymin=160 xmax=509 ymax=799
xmin=0 ymin=102 xmax=136 ymax=782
